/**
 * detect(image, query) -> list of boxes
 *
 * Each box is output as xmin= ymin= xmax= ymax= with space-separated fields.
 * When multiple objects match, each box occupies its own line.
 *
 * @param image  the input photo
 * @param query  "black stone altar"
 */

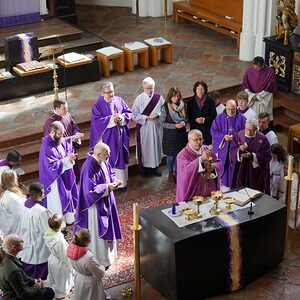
xmin=264 ymin=34 xmax=300 ymax=92
xmin=139 ymin=194 xmax=286 ymax=300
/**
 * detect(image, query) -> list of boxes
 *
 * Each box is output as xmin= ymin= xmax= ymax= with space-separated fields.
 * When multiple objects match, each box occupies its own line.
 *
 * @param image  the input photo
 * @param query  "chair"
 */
xmin=96 ymin=46 xmax=125 ymax=78
xmin=123 ymin=42 xmax=149 ymax=71
xmin=144 ymin=37 xmax=172 ymax=66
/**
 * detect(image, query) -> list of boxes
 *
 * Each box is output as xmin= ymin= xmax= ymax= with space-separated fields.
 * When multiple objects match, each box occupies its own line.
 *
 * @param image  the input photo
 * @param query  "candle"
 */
xmin=287 ymin=155 xmax=293 ymax=179
xmin=133 ymin=203 xmax=139 ymax=230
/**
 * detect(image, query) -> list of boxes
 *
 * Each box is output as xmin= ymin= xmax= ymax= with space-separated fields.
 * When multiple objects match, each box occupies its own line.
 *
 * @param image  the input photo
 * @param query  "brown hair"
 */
xmin=48 ymin=213 xmax=64 ymax=232
xmin=258 ymin=112 xmax=270 ymax=120
xmin=237 ymin=90 xmax=248 ymax=101
xmin=74 ymin=228 xmax=91 ymax=247
xmin=165 ymin=87 xmax=182 ymax=104
xmin=0 ymin=170 xmax=23 ymax=198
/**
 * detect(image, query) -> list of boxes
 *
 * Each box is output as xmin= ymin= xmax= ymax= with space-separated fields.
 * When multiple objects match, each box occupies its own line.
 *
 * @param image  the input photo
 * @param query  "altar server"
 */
xmin=237 ymin=90 xmax=257 ymax=120
xmin=20 ymin=182 xmax=50 ymax=280
xmin=89 ymin=82 xmax=131 ymax=188
xmin=44 ymin=213 xmax=74 ymax=299
xmin=132 ymin=77 xmax=164 ymax=177
xmin=75 ymin=142 xmax=122 ymax=268
xmin=0 ymin=150 xmax=22 ymax=181
xmin=176 ymin=129 xmax=221 ymax=202
xmin=258 ymin=112 xmax=278 ymax=146
xmin=67 ymin=228 xmax=106 ymax=300
xmin=0 ymin=170 xmax=25 ymax=236
xmin=210 ymin=99 xmax=246 ymax=188
xmin=39 ymin=121 xmax=78 ymax=224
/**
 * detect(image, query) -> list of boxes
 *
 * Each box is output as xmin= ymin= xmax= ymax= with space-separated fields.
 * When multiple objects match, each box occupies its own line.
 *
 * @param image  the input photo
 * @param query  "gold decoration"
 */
xmin=275 ymin=0 xmax=298 ymax=45
xmin=121 ymin=286 xmax=133 ymax=298
xmin=210 ymin=191 xmax=223 ymax=215
xmin=269 ymin=52 xmax=286 ymax=78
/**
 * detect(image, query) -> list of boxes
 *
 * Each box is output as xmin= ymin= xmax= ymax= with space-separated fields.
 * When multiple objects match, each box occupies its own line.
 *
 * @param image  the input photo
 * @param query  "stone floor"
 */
xmin=0 ymin=4 xmax=298 ymax=300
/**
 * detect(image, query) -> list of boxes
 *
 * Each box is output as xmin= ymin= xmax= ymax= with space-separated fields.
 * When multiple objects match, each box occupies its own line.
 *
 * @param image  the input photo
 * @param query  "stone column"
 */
xmin=255 ymin=0 xmax=268 ymax=56
xmin=239 ymin=0 xmax=256 ymax=61
xmin=132 ymin=0 xmax=171 ymax=17
xmin=40 ymin=0 xmax=48 ymax=15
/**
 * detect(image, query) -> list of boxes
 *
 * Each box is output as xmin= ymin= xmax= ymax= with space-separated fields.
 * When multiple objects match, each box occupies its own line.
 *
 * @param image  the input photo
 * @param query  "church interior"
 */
xmin=1 ymin=0 xmax=300 ymax=299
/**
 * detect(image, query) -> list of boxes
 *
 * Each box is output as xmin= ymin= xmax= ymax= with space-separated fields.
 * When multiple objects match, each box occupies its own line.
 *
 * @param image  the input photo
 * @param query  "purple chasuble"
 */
xmin=243 ymin=63 xmax=277 ymax=94
xmin=0 ymin=160 xmax=10 ymax=167
xmin=176 ymin=145 xmax=221 ymax=202
xmin=89 ymin=95 xmax=131 ymax=170
xmin=39 ymin=134 xmax=77 ymax=214
xmin=210 ymin=112 xmax=247 ymax=188
xmin=136 ymin=93 xmax=161 ymax=171
xmin=75 ymin=153 xmax=122 ymax=241
xmin=232 ymin=130 xmax=271 ymax=194
xmin=43 ymin=112 xmax=80 ymax=137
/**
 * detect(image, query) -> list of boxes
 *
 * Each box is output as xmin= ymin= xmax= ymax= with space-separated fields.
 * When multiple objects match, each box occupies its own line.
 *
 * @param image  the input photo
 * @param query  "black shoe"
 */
xmin=140 ymin=167 xmax=147 ymax=177
xmin=152 ymin=167 xmax=162 ymax=177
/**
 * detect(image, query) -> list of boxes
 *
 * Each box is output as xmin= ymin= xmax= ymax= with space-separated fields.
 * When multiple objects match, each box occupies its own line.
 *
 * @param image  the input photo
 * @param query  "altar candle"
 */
xmin=133 ymin=203 xmax=139 ymax=230
xmin=288 ymin=155 xmax=293 ymax=179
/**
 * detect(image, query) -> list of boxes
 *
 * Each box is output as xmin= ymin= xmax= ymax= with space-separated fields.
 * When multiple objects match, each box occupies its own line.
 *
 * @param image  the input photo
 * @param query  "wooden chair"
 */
xmin=123 ymin=42 xmax=149 ymax=71
xmin=96 ymin=46 xmax=125 ymax=78
xmin=144 ymin=37 xmax=172 ymax=66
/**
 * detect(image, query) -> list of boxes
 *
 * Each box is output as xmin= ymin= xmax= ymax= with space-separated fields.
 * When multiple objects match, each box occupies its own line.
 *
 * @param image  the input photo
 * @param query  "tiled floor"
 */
xmin=0 ymin=5 xmax=298 ymax=300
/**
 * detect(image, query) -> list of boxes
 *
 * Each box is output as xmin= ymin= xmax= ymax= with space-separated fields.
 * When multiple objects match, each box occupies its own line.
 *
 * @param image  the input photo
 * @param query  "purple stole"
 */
xmin=136 ymin=93 xmax=161 ymax=171
xmin=0 ymin=160 xmax=9 ymax=167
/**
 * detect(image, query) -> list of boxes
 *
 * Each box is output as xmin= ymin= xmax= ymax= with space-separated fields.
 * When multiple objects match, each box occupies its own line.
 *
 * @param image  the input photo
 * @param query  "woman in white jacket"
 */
xmin=0 ymin=170 xmax=25 ymax=236
xmin=44 ymin=214 xmax=74 ymax=299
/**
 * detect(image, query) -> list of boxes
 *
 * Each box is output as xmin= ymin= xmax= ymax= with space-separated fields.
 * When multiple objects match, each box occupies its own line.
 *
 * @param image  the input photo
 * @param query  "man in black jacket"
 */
xmin=0 ymin=234 xmax=54 ymax=300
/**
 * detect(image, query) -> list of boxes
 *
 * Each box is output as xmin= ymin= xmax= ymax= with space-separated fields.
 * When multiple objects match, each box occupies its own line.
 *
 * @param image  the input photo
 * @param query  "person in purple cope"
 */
xmin=20 ymin=183 xmax=50 ymax=280
xmin=75 ymin=142 xmax=122 ymax=268
xmin=43 ymin=99 xmax=84 ymax=183
xmin=231 ymin=118 xmax=271 ymax=194
xmin=176 ymin=129 xmax=221 ymax=202
xmin=210 ymin=99 xmax=247 ymax=189
xmin=89 ymin=81 xmax=131 ymax=188
xmin=39 ymin=121 xmax=78 ymax=225
xmin=243 ymin=56 xmax=277 ymax=127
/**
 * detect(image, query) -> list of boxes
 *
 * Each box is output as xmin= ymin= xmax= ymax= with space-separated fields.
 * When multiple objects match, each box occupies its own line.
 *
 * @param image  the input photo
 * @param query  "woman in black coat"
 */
xmin=187 ymin=81 xmax=217 ymax=145
xmin=160 ymin=87 xmax=188 ymax=181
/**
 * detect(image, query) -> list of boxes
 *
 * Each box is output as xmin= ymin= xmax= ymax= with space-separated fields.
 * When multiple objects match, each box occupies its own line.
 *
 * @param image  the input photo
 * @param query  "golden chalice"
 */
xmin=192 ymin=196 xmax=206 ymax=218
xmin=210 ymin=191 xmax=223 ymax=215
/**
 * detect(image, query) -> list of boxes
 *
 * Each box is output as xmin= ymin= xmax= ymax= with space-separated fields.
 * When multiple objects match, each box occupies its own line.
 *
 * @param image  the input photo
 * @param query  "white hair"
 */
xmin=101 ymin=81 xmax=114 ymax=91
xmin=188 ymin=129 xmax=202 ymax=139
xmin=246 ymin=117 xmax=259 ymax=129
xmin=93 ymin=142 xmax=110 ymax=155
xmin=142 ymin=77 xmax=155 ymax=87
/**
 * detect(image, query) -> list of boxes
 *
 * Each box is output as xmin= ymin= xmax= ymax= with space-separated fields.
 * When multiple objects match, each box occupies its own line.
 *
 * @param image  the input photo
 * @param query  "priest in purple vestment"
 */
xmin=75 ymin=142 xmax=123 ymax=267
xmin=176 ymin=129 xmax=221 ymax=202
xmin=210 ymin=100 xmax=247 ymax=188
xmin=243 ymin=56 xmax=277 ymax=124
xmin=89 ymin=82 xmax=131 ymax=188
xmin=39 ymin=121 xmax=78 ymax=225
xmin=43 ymin=98 xmax=84 ymax=183
xmin=231 ymin=119 xmax=271 ymax=194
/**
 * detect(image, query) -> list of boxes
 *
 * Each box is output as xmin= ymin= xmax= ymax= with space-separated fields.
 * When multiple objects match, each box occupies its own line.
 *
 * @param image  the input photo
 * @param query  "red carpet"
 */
xmin=103 ymin=188 xmax=176 ymax=288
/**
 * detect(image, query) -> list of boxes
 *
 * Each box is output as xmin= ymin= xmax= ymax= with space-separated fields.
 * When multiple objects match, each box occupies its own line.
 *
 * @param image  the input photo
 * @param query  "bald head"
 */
xmin=225 ymin=99 xmax=237 ymax=117
xmin=93 ymin=142 xmax=111 ymax=163
xmin=3 ymin=234 xmax=24 ymax=255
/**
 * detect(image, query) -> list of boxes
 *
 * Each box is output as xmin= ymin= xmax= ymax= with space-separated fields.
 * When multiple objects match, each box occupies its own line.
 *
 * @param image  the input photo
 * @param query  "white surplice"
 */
xmin=19 ymin=203 xmax=50 ymax=265
xmin=270 ymin=159 xmax=284 ymax=198
xmin=239 ymin=107 xmax=257 ymax=121
xmin=70 ymin=250 xmax=106 ymax=300
xmin=44 ymin=230 xmax=74 ymax=298
xmin=0 ymin=190 xmax=25 ymax=236
xmin=131 ymin=92 xmax=164 ymax=168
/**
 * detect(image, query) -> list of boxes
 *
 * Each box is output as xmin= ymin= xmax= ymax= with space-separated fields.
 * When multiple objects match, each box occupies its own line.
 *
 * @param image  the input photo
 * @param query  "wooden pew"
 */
xmin=173 ymin=0 xmax=243 ymax=47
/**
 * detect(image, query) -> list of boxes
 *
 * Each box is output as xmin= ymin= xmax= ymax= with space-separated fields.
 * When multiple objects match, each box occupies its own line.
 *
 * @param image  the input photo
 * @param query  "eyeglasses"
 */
xmin=189 ymin=137 xmax=203 ymax=141
xmin=103 ymin=90 xmax=114 ymax=94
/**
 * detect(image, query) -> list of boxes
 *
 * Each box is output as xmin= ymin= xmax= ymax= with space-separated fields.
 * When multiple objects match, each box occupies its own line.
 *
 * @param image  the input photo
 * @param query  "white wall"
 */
xmin=75 ymin=0 xmax=131 ymax=7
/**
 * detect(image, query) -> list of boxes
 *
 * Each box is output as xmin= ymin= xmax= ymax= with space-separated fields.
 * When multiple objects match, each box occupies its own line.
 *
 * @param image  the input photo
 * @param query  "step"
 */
xmin=273 ymin=113 xmax=299 ymax=133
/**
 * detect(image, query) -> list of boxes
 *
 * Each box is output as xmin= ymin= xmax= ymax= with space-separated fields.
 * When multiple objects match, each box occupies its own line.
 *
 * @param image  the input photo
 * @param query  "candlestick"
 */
xmin=288 ymin=155 xmax=293 ymax=179
xmin=133 ymin=203 xmax=139 ymax=230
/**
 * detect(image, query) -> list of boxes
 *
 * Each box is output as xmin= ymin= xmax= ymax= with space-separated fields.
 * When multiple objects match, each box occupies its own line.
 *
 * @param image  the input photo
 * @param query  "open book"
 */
xmin=223 ymin=187 xmax=263 ymax=206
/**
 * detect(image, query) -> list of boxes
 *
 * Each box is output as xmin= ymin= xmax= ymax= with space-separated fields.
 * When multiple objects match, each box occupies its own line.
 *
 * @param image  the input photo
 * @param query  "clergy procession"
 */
xmin=0 ymin=55 xmax=299 ymax=300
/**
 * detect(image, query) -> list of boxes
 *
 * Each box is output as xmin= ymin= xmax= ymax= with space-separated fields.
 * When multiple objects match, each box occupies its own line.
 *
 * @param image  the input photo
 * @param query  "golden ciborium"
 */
xmin=210 ymin=191 xmax=223 ymax=215
xmin=223 ymin=196 xmax=236 ymax=210
xmin=192 ymin=196 xmax=206 ymax=219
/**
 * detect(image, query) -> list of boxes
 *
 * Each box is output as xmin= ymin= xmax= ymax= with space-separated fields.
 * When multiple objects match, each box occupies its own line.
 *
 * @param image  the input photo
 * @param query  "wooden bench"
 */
xmin=173 ymin=0 xmax=243 ymax=48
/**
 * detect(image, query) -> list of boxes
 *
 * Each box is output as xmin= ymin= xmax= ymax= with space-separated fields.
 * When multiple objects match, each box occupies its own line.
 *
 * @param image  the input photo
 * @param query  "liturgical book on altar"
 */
xmin=224 ymin=188 xmax=263 ymax=206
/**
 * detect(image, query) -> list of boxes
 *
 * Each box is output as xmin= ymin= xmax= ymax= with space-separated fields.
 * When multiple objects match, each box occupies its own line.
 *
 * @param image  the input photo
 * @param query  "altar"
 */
xmin=139 ymin=194 xmax=286 ymax=300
